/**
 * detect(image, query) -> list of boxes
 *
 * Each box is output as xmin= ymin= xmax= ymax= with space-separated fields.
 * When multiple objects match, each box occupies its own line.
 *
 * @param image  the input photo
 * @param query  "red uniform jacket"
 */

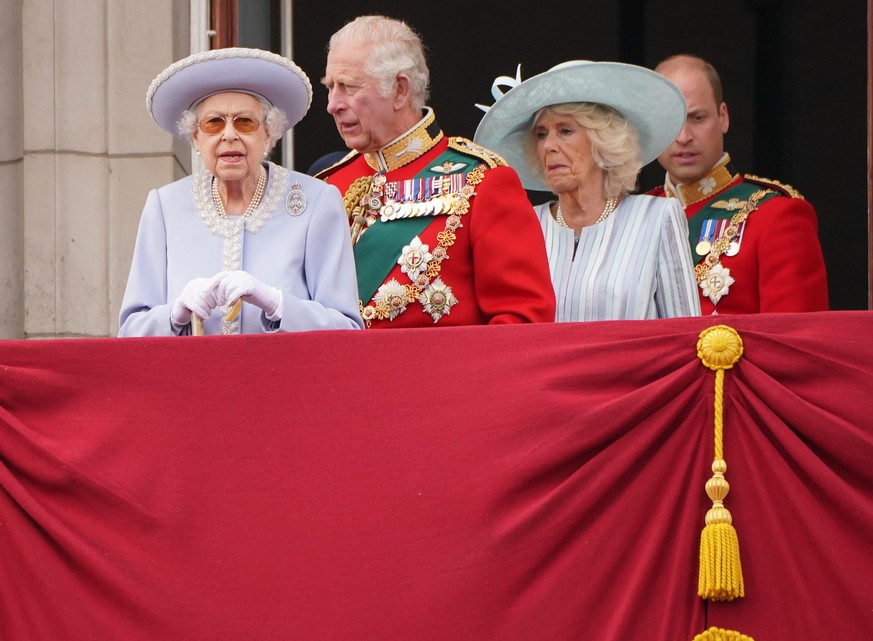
xmin=650 ymin=169 xmax=828 ymax=315
xmin=320 ymin=122 xmax=556 ymax=328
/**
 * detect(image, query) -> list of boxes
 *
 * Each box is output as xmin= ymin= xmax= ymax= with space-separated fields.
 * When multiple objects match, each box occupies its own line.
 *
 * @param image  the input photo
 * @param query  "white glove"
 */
xmin=170 ymin=277 xmax=220 ymax=331
xmin=210 ymin=270 xmax=283 ymax=321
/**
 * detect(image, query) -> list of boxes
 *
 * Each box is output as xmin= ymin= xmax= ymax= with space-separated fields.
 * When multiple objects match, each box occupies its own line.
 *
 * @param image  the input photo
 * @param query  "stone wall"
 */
xmin=6 ymin=0 xmax=186 ymax=338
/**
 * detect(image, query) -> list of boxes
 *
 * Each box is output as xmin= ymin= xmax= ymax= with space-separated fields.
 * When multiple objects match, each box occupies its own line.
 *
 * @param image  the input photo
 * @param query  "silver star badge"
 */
xmin=700 ymin=264 xmax=735 ymax=305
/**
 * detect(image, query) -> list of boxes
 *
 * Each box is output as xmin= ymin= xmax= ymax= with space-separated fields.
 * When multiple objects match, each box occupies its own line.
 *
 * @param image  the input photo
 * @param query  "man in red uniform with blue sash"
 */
xmin=317 ymin=15 xmax=555 ymax=328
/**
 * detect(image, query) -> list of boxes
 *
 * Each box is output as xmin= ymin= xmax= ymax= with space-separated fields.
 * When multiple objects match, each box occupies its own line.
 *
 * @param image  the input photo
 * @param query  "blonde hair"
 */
xmin=525 ymin=102 xmax=642 ymax=197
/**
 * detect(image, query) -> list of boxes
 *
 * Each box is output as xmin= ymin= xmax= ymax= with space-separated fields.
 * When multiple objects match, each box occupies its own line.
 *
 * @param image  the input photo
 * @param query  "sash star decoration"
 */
xmin=420 ymin=277 xmax=457 ymax=322
xmin=371 ymin=279 xmax=415 ymax=321
xmin=700 ymin=264 xmax=734 ymax=305
xmin=398 ymin=237 xmax=433 ymax=281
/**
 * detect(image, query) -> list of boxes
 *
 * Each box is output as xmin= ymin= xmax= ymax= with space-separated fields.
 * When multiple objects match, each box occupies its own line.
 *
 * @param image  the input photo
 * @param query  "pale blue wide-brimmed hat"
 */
xmin=474 ymin=60 xmax=686 ymax=191
xmin=146 ymin=47 xmax=313 ymax=138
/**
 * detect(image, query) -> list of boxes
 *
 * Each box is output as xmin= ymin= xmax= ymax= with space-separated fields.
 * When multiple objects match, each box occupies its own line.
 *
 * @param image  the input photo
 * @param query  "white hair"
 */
xmin=329 ymin=15 xmax=430 ymax=111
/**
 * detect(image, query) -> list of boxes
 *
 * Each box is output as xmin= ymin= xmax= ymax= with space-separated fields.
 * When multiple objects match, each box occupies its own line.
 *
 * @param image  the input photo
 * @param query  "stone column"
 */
xmin=20 ymin=0 xmax=179 ymax=338
xmin=0 ymin=0 xmax=24 ymax=339
xmin=107 ymin=1 xmax=180 ymax=336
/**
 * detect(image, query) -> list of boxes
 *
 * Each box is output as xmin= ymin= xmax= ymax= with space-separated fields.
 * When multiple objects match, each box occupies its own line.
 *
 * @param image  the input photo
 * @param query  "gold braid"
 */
xmin=343 ymin=175 xmax=377 ymax=243
xmin=342 ymin=175 xmax=375 ymax=221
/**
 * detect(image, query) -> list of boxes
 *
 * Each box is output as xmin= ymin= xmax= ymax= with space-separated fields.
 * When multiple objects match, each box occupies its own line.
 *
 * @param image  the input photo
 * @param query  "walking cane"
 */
xmin=191 ymin=299 xmax=242 ymax=336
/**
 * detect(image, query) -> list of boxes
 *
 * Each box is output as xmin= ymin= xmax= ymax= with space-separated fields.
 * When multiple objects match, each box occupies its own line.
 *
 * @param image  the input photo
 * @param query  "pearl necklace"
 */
xmin=212 ymin=165 xmax=267 ymax=217
xmin=555 ymin=196 xmax=620 ymax=230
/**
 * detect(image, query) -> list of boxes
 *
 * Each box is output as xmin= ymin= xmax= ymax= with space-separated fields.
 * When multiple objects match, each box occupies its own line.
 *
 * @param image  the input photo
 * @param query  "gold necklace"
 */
xmin=212 ymin=165 xmax=267 ymax=217
xmin=555 ymin=196 xmax=620 ymax=230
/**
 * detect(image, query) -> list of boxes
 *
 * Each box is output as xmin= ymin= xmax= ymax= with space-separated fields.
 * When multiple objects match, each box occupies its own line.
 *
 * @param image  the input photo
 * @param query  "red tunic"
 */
xmin=321 ymin=133 xmax=556 ymax=328
xmin=650 ymin=173 xmax=828 ymax=315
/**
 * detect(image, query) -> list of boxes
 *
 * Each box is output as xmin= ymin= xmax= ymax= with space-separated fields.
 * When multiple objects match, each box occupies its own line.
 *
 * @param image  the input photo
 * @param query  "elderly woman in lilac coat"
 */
xmin=119 ymin=48 xmax=362 ymax=336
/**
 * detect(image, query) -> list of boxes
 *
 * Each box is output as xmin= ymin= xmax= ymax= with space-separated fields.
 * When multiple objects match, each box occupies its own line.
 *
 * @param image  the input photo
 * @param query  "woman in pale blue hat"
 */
xmin=475 ymin=61 xmax=700 ymax=321
xmin=119 ymin=48 xmax=363 ymax=336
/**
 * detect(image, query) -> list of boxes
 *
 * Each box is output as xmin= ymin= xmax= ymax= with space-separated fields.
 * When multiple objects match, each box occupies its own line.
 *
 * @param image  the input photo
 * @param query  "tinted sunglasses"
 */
xmin=198 ymin=115 xmax=261 ymax=135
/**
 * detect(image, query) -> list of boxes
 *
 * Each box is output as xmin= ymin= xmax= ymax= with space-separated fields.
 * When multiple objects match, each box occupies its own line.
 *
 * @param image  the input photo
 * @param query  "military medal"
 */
xmin=725 ymin=220 xmax=745 ymax=256
xmin=380 ymin=199 xmax=396 ymax=219
xmin=379 ymin=173 xmax=469 ymax=221
xmin=286 ymin=182 xmax=307 ymax=216
xmin=697 ymin=218 xmax=746 ymax=257
xmin=357 ymin=172 xmax=387 ymax=230
xmin=696 ymin=219 xmax=715 ymax=256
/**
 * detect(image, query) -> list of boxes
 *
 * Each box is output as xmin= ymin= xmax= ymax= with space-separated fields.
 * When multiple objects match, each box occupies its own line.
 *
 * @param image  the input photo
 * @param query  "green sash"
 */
xmin=687 ymin=183 xmax=777 ymax=258
xmin=355 ymin=218 xmax=432 ymax=303
xmin=353 ymin=149 xmax=480 ymax=304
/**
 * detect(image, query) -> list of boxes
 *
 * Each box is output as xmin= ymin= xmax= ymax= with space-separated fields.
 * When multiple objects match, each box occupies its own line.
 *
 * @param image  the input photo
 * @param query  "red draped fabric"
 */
xmin=1 ymin=311 xmax=872 ymax=641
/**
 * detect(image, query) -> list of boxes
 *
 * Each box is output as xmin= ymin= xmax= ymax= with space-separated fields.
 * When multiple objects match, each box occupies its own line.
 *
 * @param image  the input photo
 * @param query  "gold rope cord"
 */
xmin=696 ymin=325 xmax=745 ymax=601
xmin=690 ymin=325 xmax=754 ymax=641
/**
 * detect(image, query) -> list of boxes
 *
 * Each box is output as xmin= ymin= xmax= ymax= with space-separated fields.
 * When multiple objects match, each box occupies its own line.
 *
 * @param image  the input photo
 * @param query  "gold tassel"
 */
xmin=696 ymin=326 xmax=744 ymax=601
xmin=692 ymin=626 xmax=755 ymax=641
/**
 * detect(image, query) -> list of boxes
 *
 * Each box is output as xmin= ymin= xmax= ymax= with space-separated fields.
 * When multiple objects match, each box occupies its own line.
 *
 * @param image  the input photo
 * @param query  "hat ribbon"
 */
xmin=474 ymin=64 xmax=523 ymax=113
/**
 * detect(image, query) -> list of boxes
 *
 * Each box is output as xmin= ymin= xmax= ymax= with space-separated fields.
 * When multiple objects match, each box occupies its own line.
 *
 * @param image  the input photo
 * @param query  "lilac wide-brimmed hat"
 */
xmin=146 ymin=47 xmax=313 ymax=138
xmin=474 ymin=60 xmax=686 ymax=191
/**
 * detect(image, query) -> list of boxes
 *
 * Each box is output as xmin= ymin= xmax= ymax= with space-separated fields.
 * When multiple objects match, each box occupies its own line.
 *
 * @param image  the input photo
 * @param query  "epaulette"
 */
xmin=313 ymin=150 xmax=359 ymax=180
xmin=447 ymin=136 xmax=507 ymax=169
xmin=744 ymin=174 xmax=805 ymax=200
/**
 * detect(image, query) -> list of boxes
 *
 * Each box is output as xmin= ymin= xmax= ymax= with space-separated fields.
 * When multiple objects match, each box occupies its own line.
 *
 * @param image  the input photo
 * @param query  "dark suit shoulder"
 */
xmin=313 ymin=150 xmax=359 ymax=179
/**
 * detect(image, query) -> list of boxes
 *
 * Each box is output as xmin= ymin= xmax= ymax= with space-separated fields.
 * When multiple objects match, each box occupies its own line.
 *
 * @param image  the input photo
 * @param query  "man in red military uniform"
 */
xmin=317 ymin=15 xmax=556 ymax=328
xmin=650 ymin=54 xmax=828 ymax=315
